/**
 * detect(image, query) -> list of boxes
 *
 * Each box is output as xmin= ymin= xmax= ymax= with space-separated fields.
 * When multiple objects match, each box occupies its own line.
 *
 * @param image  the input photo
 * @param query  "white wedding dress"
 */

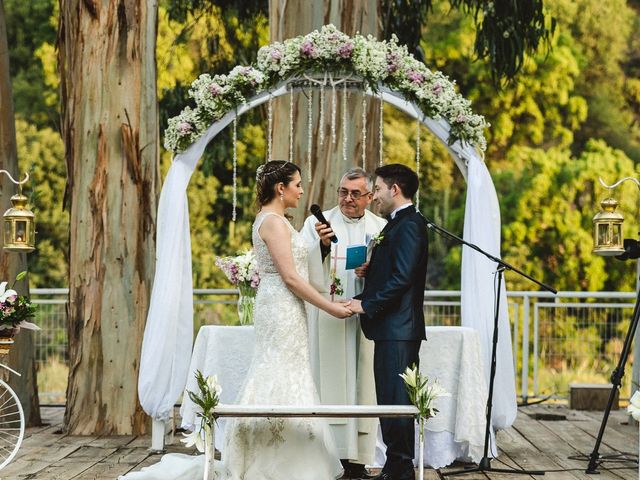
xmin=120 ymin=212 xmax=342 ymax=480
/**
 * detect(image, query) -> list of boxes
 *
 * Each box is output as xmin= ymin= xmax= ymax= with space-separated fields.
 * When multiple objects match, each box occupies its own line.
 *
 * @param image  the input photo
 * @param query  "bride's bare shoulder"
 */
xmin=257 ymin=213 xmax=290 ymax=241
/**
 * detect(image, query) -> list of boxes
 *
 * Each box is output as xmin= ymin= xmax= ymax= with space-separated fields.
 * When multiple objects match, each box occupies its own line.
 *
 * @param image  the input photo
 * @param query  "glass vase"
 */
xmin=237 ymin=284 xmax=256 ymax=325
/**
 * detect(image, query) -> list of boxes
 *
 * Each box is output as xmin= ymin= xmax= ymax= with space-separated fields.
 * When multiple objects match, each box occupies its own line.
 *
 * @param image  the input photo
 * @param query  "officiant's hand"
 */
xmin=327 ymin=300 xmax=353 ymax=318
xmin=315 ymin=221 xmax=336 ymax=247
xmin=354 ymin=262 xmax=368 ymax=278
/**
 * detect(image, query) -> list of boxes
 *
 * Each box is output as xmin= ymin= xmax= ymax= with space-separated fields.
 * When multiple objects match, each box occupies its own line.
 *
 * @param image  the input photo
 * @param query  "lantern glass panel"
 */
xmin=598 ymin=223 xmax=610 ymax=246
xmin=612 ymin=224 xmax=621 ymax=246
xmin=15 ymin=221 xmax=26 ymax=243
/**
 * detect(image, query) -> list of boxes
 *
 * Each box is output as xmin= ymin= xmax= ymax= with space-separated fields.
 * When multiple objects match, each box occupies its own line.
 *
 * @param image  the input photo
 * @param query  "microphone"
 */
xmin=310 ymin=204 xmax=338 ymax=243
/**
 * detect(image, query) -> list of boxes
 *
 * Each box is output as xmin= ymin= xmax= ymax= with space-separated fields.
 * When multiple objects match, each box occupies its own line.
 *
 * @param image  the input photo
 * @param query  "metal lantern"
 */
xmin=592 ymin=197 xmax=624 ymax=256
xmin=3 ymin=192 xmax=35 ymax=253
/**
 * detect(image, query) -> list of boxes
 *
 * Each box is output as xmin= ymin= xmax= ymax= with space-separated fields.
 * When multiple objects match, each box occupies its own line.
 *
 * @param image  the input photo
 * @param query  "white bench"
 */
xmin=152 ymin=404 xmax=418 ymax=451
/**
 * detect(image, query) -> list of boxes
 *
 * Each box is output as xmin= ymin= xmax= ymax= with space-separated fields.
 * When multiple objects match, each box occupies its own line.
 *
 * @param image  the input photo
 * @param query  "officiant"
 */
xmin=301 ymin=167 xmax=386 ymax=478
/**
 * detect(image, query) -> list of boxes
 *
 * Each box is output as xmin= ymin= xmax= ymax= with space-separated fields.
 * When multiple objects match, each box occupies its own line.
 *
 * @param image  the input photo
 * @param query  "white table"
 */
xmin=181 ymin=325 xmax=491 ymax=469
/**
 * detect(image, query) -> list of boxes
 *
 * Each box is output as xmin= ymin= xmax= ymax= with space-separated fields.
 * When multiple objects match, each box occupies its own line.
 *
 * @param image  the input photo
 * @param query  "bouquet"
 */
xmin=215 ymin=251 xmax=260 ymax=325
xmin=0 ymin=271 xmax=38 ymax=334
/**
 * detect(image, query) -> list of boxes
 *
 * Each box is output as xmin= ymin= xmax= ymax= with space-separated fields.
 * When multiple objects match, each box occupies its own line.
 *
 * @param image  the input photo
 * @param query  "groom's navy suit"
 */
xmin=356 ymin=205 xmax=428 ymax=479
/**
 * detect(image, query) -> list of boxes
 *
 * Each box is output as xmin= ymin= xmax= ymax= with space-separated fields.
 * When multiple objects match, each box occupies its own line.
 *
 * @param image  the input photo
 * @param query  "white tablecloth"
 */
xmin=180 ymin=325 xmax=491 ymax=469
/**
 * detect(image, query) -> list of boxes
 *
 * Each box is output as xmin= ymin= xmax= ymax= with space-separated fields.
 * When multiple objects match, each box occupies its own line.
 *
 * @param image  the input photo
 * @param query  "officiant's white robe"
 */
xmin=301 ymin=207 xmax=386 ymax=464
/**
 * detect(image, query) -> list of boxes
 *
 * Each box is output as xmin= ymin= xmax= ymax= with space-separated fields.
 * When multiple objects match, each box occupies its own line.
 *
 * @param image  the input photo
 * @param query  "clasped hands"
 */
xmin=331 ymin=298 xmax=364 ymax=318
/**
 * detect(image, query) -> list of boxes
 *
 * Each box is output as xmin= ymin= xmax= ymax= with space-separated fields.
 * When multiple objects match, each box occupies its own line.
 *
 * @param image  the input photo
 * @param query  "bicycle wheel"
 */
xmin=0 ymin=380 xmax=24 ymax=470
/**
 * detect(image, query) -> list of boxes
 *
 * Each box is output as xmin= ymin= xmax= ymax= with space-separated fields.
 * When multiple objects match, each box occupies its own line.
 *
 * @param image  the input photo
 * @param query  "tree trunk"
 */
xmin=58 ymin=0 xmax=159 ymax=435
xmin=269 ymin=0 xmax=382 ymax=227
xmin=0 ymin=0 xmax=41 ymax=428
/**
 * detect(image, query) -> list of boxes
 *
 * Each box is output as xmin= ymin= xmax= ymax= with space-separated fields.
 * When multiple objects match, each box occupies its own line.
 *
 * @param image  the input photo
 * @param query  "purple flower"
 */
xmin=208 ymin=83 xmax=222 ymax=96
xmin=407 ymin=70 xmax=425 ymax=85
xmin=386 ymin=53 xmax=400 ymax=73
xmin=270 ymin=49 xmax=282 ymax=60
xmin=455 ymin=114 xmax=468 ymax=123
xmin=178 ymin=122 xmax=193 ymax=135
xmin=432 ymin=83 xmax=443 ymax=95
xmin=337 ymin=42 xmax=354 ymax=58
xmin=300 ymin=40 xmax=316 ymax=57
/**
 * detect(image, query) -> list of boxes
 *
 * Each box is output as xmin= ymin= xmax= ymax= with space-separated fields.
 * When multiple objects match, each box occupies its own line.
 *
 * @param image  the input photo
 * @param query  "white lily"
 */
xmin=180 ymin=429 xmax=205 ymax=452
xmin=399 ymin=365 xmax=418 ymax=388
xmin=206 ymin=375 xmax=222 ymax=397
xmin=627 ymin=390 xmax=640 ymax=421
xmin=0 ymin=282 xmax=17 ymax=303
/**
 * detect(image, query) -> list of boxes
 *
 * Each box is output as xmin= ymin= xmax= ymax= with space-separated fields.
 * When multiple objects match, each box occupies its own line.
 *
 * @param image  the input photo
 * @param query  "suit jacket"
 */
xmin=356 ymin=206 xmax=428 ymax=341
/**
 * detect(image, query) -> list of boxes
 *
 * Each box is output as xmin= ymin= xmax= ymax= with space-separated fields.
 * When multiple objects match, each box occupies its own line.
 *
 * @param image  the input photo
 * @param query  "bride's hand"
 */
xmin=328 ymin=300 xmax=353 ymax=319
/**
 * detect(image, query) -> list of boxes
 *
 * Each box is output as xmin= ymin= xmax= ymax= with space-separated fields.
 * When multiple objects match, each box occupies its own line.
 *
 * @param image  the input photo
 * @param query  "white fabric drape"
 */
xmin=138 ymin=82 xmax=516 ymax=429
xmin=461 ymin=155 xmax=517 ymax=430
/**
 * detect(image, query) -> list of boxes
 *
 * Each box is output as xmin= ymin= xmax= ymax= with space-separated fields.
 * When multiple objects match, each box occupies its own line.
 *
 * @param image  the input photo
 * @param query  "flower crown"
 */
xmin=255 ymin=162 xmax=290 ymax=181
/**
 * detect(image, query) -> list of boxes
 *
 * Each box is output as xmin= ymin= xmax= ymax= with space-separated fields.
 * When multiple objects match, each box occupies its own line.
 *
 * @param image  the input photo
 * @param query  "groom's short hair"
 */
xmin=375 ymin=164 xmax=419 ymax=199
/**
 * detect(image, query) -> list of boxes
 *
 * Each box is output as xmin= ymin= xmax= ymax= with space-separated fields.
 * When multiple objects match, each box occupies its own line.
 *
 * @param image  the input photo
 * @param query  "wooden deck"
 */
xmin=0 ymin=404 xmax=637 ymax=479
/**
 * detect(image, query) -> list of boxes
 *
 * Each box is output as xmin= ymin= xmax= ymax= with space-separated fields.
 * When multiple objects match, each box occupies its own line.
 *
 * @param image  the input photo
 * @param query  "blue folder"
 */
xmin=345 ymin=244 xmax=367 ymax=270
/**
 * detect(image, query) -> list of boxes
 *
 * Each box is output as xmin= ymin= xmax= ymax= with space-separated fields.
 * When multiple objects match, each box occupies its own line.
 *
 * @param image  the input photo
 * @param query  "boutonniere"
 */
xmin=371 ymin=232 xmax=385 ymax=246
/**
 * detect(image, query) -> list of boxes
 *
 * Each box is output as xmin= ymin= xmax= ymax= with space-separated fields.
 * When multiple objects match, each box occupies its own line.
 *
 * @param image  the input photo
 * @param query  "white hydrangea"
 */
xmin=352 ymin=34 xmax=389 ymax=81
xmin=164 ymin=106 xmax=206 ymax=153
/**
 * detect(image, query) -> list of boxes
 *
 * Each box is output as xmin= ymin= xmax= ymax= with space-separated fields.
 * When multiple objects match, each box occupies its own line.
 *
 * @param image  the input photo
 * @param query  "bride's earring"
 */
xmin=280 ymin=191 xmax=284 ymax=202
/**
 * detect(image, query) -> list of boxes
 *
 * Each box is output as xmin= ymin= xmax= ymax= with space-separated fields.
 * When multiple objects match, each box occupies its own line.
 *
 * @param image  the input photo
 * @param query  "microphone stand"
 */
xmin=422 ymin=216 xmax=556 ymax=477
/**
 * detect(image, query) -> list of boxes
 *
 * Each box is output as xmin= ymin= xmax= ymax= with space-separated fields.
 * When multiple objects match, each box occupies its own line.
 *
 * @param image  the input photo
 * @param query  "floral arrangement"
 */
xmin=215 ymin=250 xmax=260 ymax=325
xmin=182 ymin=370 xmax=222 ymax=480
xmin=0 ymin=271 xmax=38 ymax=333
xmin=400 ymin=363 xmax=449 ymax=471
xmin=164 ymin=24 xmax=488 ymax=154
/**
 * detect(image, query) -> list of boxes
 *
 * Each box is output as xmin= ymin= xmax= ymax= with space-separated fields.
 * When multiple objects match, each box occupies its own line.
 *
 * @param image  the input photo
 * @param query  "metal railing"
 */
xmin=30 ymin=288 xmax=637 ymax=404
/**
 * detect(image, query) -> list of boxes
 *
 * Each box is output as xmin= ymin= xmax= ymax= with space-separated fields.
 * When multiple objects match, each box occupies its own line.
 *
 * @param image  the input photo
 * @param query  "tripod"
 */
xmin=422 ymin=216 xmax=556 ymax=477
xmin=585 ymin=271 xmax=640 ymax=473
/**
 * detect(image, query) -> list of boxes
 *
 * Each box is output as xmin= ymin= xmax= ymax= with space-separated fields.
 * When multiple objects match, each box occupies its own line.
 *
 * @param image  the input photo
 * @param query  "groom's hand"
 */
xmin=349 ymin=299 xmax=364 ymax=314
xmin=315 ymin=221 xmax=335 ymax=247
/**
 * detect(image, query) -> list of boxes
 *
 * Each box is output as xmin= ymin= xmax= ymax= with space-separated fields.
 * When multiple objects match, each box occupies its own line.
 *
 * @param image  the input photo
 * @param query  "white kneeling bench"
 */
xmin=152 ymin=404 xmax=418 ymax=452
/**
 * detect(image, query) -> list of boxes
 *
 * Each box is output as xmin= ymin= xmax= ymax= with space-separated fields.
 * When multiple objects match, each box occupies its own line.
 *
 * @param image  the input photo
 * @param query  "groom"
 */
xmin=350 ymin=164 xmax=428 ymax=480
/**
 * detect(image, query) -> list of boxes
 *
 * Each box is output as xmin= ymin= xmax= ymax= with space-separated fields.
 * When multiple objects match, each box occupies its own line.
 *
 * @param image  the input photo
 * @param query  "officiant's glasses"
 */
xmin=337 ymin=188 xmax=371 ymax=200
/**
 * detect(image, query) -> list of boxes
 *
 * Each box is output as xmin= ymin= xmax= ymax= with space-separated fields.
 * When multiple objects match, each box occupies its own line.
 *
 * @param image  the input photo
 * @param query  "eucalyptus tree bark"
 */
xmin=269 ymin=0 xmax=382 ymax=227
xmin=0 ymin=0 xmax=41 ymax=427
xmin=58 ymin=0 xmax=159 ymax=435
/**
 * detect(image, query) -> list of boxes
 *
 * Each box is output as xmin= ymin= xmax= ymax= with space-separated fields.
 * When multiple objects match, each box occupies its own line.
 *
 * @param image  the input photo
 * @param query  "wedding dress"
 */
xmin=120 ymin=212 xmax=342 ymax=480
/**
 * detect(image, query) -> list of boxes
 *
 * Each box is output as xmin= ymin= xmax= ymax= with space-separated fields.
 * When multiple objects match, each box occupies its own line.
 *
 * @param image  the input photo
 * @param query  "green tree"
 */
xmin=14 ymin=119 xmax=68 ymax=287
xmin=4 ymin=0 xmax=58 ymax=128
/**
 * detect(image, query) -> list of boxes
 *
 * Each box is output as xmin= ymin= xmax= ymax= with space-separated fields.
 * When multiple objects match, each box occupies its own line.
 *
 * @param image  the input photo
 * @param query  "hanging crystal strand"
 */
xmin=379 ymin=94 xmax=384 ymax=166
xmin=232 ymin=116 xmax=238 ymax=221
xmin=307 ymin=87 xmax=313 ymax=182
xmin=289 ymin=87 xmax=294 ymax=162
xmin=361 ymin=95 xmax=367 ymax=168
xmin=415 ymin=118 xmax=421 ymax=209
xmin=267 ymin=95 xmax=273 ymax=163
xmin=331 ymin=82 xmax=337 ymax=145
xmin=342 ymin=82 xmax=347 ymax=162
xmin=319 ymin=83 xmax=325 ymax=147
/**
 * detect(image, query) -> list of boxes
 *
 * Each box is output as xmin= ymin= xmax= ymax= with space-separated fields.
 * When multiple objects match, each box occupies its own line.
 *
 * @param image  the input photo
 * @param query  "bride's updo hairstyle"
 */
xmin=255 ymin=160 xmax=301 ymax=206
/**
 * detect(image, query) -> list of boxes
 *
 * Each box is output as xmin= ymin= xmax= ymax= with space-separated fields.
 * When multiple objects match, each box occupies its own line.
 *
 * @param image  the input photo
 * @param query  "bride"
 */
xmin=121 ymin=160 xmax=351 ymax=480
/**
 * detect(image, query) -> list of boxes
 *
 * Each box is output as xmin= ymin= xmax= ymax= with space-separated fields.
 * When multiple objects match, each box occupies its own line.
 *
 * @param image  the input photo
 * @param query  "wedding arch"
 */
xmin=139 ymin=25 xmax=517 ymax=432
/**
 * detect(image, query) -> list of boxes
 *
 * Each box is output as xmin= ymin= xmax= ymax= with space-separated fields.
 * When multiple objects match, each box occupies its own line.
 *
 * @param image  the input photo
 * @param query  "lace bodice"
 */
xmin=252 ymin=212 xmax=309 ymax=280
